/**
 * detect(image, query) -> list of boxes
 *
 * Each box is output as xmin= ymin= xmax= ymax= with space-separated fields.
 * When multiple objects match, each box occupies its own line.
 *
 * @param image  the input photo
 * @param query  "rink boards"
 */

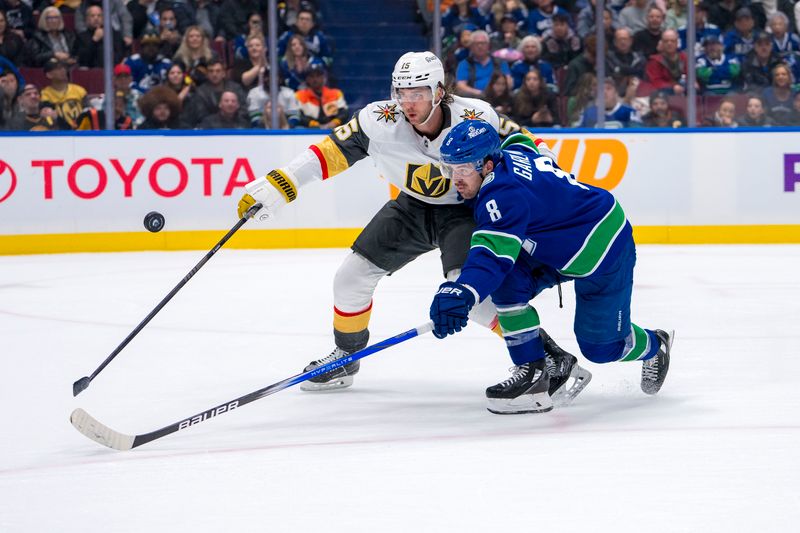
xmin=0 ymin=128 xmax=798 ymax=254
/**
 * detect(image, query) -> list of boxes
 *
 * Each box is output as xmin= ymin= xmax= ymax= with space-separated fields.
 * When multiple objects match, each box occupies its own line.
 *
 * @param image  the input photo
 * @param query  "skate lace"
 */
xmin=642 ymin=356 xmax=659 ymax=381
xmin=314 ymin=347 xmax=348 ymax=366
xmin=500 ymin=364 xmax=530 ymax=387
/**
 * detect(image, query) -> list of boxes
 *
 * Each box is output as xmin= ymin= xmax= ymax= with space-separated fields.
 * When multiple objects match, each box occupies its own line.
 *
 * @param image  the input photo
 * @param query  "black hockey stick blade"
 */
xmin=73 ymin=376 xmax=91 ymax=397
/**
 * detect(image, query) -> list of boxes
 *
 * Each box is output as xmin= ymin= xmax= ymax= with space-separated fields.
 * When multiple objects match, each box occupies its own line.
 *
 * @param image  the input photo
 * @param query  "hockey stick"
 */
xmin=70 ymin=322 xmax=434 ymax=451
xmin=72 ymin=203 xmax=263 ymax=397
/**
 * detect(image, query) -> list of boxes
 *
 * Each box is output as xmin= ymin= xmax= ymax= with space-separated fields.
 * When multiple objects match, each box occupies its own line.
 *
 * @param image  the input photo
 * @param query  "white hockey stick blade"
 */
xmin=70 ymin=408 xmax=135 ymax=451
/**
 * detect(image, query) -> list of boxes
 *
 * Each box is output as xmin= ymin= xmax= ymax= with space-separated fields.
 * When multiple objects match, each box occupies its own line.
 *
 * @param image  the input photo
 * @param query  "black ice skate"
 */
xmin=486 ymin=358 xmax=553 ymax=414
xmin=541 ymin=329 xmax=592 ymax=407
xmin=300 ymin=347 xmax=360 ymax=391
xmin=641 ymin=329 xmax=673 ymax=395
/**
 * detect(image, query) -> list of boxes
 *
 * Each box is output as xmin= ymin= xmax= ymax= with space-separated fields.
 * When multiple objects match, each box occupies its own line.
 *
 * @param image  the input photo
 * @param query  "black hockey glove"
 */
xmin=429 ymin=282 xmax=476 ymax=339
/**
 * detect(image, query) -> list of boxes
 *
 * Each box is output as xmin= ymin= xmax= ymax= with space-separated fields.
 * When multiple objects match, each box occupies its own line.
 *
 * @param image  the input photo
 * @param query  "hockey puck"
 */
xmin=144 ymin=211 xmax=165 ymax=233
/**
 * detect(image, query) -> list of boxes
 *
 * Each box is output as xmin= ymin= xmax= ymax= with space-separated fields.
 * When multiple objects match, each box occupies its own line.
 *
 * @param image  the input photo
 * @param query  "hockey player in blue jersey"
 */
xmin=429 ymin=120 xmax=673 ymax=415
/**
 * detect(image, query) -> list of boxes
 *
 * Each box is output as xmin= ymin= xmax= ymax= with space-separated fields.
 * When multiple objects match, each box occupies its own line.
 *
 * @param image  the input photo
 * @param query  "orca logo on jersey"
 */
xmin=405 ymin=163 xmax=450 ymax=198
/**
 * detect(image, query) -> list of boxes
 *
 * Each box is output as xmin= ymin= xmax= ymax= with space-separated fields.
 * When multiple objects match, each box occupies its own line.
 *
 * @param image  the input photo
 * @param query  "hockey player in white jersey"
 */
xmin=237 ymin=51 xmax=591 ymax=399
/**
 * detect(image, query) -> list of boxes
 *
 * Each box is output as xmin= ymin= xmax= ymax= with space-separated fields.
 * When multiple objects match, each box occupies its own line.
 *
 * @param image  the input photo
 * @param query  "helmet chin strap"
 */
xmin=417 ymin=92 xmax=442 ymax=127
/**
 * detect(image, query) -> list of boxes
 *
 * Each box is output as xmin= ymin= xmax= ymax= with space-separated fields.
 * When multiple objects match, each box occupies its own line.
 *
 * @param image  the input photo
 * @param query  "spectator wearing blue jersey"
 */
xmin=442 ymin=0 xmax=491 ymax=39
xmin=526 ymin=0 xmax=569 ymax=37
xmin=741 ymin=31 xmax=782 ymax=91
xmin=677 ymin=2 xmax=720 ymax=57
xmin=510 ymin=35 xmax=557 ymax=91
xmin=761 ymin=63 xmax=796 ymax=125
xmin=125 ymin=31 xmax=172 ymax=93
xmin=279 ymin=33 xmax=324 ymax=91
xmin=768 ymin=12 xmax=800 ymax=58
xmin=233 ymin=12 xmax=266 ymax=62
xmin=696 ymin=33 xmax=741 ymax=94
xmin=456 ymin=30 xmax=512 ymax=96
xmin=277 ymin=8 xmax=332 ymax=66
xmin=724 ymin=7 xmax=756 ymax=58
xmin=430 ymin=121 xmax=673 ymax=414
xmin=580 ymin=78 xmax=641 ymax=128
xmin=540 ymin=12 xmax=582 ymax=69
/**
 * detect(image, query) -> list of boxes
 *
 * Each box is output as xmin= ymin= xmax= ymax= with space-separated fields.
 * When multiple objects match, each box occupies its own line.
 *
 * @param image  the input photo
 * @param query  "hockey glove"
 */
xmin=237 ymin=170 xmax=297 ymax=220
xmin=429 ymin=282 xmax=477 ymax=339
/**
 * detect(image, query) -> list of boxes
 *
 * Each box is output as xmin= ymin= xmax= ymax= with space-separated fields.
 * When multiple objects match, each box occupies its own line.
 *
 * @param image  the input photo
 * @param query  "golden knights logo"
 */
xmin=405 ymin=163 xmax=450 ymax=198
xmin=459 ymin=108 xmax=484 ymax=120
xmin=374 ymin=103 xmax=399 ymax=123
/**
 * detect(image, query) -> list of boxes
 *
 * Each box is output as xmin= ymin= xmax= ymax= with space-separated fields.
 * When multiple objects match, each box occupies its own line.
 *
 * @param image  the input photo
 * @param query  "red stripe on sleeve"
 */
xmin=309 ymin=144 xmax=329 ymax=180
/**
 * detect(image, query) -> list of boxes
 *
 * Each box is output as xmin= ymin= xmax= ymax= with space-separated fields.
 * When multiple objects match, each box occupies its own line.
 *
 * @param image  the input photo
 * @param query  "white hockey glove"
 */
xmin=237 ymin=170 xmax=298 ymax=221
xmin=535 ymin=140 xmax=557 ymax=161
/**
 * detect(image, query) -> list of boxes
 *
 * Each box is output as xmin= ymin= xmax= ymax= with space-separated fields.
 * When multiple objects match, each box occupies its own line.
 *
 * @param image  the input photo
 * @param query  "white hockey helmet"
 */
xmin=391 ymin=51 xmax=445 ymax=102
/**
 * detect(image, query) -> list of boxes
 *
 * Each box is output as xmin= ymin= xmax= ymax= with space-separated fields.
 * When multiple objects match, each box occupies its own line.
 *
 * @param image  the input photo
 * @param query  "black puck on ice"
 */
xmin=144 ymin=211 xmax=165 ymax=233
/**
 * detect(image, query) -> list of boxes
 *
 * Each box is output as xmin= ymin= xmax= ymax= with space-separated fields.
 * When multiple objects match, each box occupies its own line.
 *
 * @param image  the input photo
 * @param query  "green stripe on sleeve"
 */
xmin=559 ymin=200 xmax=627 ymax=277
xmin=497 ymin=305 xmax=541 ymax=336
xmin=470 ymin=230 xmax=522 ymax=263
xmin=621 ymin=324 xmax=650 ymax=361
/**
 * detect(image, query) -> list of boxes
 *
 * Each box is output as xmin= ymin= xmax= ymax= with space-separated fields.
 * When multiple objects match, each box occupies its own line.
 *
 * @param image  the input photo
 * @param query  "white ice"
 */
xmin=1 ymin=245 xmax=799 ymax=532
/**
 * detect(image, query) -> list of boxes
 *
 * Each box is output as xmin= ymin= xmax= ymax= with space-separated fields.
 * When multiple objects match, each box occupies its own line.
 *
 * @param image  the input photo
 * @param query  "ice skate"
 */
xmin=486 ymin=358 xmax=553 ymax=414
xmin=641 ymin=329 xmax=673 ymax=395
xmin=541 ymin=330 xmax=592 ymax=407
xmin=300 ymin=347 xmax=360 ymax=391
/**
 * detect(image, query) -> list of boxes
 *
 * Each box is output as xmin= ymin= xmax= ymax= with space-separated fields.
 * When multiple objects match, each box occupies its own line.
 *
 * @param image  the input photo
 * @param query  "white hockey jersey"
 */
xmin=276 ymin=95 xmax=546 ymax=206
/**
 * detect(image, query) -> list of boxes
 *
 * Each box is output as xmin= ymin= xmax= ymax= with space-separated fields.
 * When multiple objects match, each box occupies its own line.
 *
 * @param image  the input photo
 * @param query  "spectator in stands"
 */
xmin=0 ymin=9 xmax=25 ymax=65
xmin=279 ymin=33 xmax=324 ymax=91
xmin=38 ymin=100 xmax=68 ymax=128
xmin=277 ymin=7 xmax=332 ymax=66
xmin=724 ymin=7 xmax=756 ymax=58
xmin=696 ymin=34 xmax=741 ymax=94
xmin=577 ymin=0 xmax=618 ymax=41
xmin=645 ymin=29 xmax=687 ymax=94
xmin=443 ymin=22 xmax=476 ymax=80
xmin=26 ymin=7 xmax=76 ymax=67
xmin=75 ymin=90 xmax=133 ymax=130
xmin=640 ymin=90 xmax=684 ymax=127
xmin=219 ymin=0 xmax=260 ymax=40
xmin=172 ymin=25 xmax=216 ymax=87
xmin=125 ymin=30 xmax=171 ymax=92
xmin=441 ymin=0 xmax=492 ymax=40
xmin=665 ymin=0 xmax=687 ymax=31
xmin=742 ymin=31 xmax=782 ymax=92
xmin=634 ymin=6 xmax=666 ymax=59
xmin=490 ymin=13 xmax=523 ymax=60
xmin=511 ymin=66 xmax=559 ymax=127
xmin=607 ymin=27 xmax=646 ymax=95
xmin=278 ymin=0 xmax=320 ymax=34
xmin=246 ymin=68 xmax=299 ymax=128
xmin=511 ymin=35 xmax=556 ymax=91
xmin=737 ymin=94 xmax=773 ymax=126
xmin=157 ymin=7 xmax=182 ymax=58
xmin=0 ymin=0 xmax=33 ymax=40
xmin=126 ymin=0 xmax=156 ymax=39
xmin=527 ymin=0 xmax=569 ymax=37
xmin=708 ymin=0 xmax=747 ymax=33
xmin=481 ymin=70 xmax=513 ymax=115
xmin=40 ymin=57 xmax=87 ymax=129
xmin=580 ymin=77 xmax=641 ymax=128
xmin=195 ymin=0 xmax=223 ymax=43
xmin=233 ymin=12 xmax=266 ymax=61
xmin=762 ymin=63 xmax=796 ymax=124
xmin=768 ymin=12 xmax=800 ymax=58
xmin=74 ymin=0 xmax=133 ymax=49
xmin=563 ymin=34 xmax=597 ymax=97
xmin=540 ymin=12 xmax=581 ymax=69
xmin=0 ymin=62 xmax=20 ymax=121
xmin=4 ymin=83 xmax=59 ymax=130
xmin=137 ymin=84 xmax=182 ymax=129
xmin=111 ymin=63 xmax=142 ymax=125
xmin=294 ymin=63 xmax=347 ymax=129
xmin=488 ymin=0 xmax=527 ymax=28
xmin=232 ymin=35 xmax=268 ymax=91
xmin=618 ymin=0 xmax=650 ymax=33
xmin=456 ymin=29 xmax=512 ymax=96
xmin=164 ymin=60 xmax=192 ymax=105
xmin=182 ymin=58 xmax=246 ymax=127
xmin=198 ymin=89 xmax=251 ymax=128
xmin=567 ymin=72 xmax=596 ymax=126
xmin=703 ymin=96 xmax=738 ymax=126
xmin=72 ymin=5 xmax=125 ymax=68
xmin=678 ymin=2 xmax=720 ymax=58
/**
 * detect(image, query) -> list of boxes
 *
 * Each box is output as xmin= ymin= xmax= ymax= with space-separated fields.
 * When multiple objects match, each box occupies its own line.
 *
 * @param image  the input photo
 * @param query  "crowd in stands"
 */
xmin=2 ymin=0 xmax=800 ymax=130
xmin=0 ymin=0 xmax=347 ymax=130
xmin=438 ymin=0 xmax=800 ymax=127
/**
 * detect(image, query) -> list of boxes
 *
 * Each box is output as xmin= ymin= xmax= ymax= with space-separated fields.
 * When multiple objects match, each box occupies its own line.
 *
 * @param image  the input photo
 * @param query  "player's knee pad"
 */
xmin=333 ymin=252 xmax=388 ymax=312
xmin=446 ymin=268 xmax=497 ymax=329
xmin=577 ymin=338 xmax=626 ymax=364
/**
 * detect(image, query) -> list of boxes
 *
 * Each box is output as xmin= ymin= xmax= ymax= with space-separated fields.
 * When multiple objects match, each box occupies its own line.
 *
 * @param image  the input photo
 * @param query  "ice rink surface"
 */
xmin=1 ymin=244 xmax=799 ymax=532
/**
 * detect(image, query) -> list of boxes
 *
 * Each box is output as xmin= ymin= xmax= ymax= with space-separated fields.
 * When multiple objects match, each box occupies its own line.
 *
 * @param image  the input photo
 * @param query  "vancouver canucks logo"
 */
xmin=374 ymin=103 xmax=399 ymax=123
xmin=460 ymin=108 xmax=484 ymax=120
xmin=405 ymin=163 xmax=450 ymax=198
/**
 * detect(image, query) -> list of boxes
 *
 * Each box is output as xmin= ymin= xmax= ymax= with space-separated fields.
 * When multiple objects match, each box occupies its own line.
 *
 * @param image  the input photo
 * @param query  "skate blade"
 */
xmin=300 ymin=375 xmax=354 ymax=392
xmin=486 ymin=392 xmax=553 ymax=415
xmin=552 ymin=364 xmax=593 ymax=408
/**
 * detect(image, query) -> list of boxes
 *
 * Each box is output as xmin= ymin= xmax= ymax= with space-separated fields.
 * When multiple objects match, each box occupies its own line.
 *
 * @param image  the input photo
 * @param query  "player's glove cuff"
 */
xmin=429 ymin=281 xmax=477 ymax=339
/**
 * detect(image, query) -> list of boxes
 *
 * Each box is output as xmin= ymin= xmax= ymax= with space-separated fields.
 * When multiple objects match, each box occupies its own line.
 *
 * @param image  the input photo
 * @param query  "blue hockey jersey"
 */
xmin=457 ymin=138 xmax=632 ymax=302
